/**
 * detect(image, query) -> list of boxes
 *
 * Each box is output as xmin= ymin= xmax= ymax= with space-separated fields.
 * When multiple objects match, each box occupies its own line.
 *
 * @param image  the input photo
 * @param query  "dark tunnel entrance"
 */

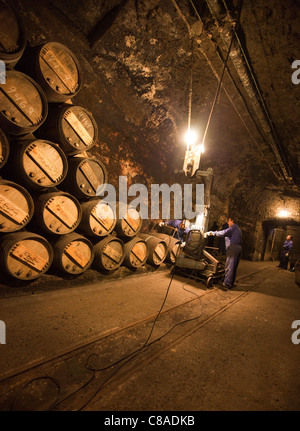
xmin=262 ymin=219 xmax=300 ymax=266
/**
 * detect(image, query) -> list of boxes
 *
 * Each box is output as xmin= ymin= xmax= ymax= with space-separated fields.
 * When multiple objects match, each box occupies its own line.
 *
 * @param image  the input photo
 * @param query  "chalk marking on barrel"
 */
xmin=0 ymin=194 xmax=29 ymax=225
xmin=41 ymin=48 xmax=77 ymax=93
xmin=26 ymin=145 xmax=62 ymax=183
xmin=64 ymin=110 xmax=93 ymax=147
xmin=64 ymin=242 xmax=90 ymax=269
xmin=90 ymin=210 xmax=112 ymax=232
xmin=0 ymin=82 xmax=38 ymax=125
xmin=79 ymin=161 xmax=101 ymax=193
xmin=103 ymin=244 xmax=123 ymax=264
xmin=10 ymin=243 xmax=48 ymax=272
xmin=46 ymin=198 xmax=78 ymax=229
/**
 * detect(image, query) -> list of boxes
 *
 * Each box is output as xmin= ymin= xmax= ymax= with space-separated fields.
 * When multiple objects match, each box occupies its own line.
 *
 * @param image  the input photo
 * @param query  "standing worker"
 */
xmin=278 ymin=235 xmax=293 ymax=269
xmin=218 ymin=221 xmax=229 ymax=255
xmin=205 ymin=217 xmax=242 ymax=289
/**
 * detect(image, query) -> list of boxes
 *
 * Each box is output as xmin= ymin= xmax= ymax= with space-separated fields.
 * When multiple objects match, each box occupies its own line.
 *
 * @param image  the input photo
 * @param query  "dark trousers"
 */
xmin=279 ymin=251 xmax=289 ymax=269
xmin=225 ymin=243 xmax=242 ymax=286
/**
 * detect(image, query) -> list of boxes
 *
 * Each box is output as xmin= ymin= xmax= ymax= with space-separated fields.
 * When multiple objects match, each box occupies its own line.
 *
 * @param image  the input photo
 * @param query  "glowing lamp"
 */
xmin=277 ymin=209 xmax=290 ymax=218
xmin=184 ymin=129 xmax=198 ymax=149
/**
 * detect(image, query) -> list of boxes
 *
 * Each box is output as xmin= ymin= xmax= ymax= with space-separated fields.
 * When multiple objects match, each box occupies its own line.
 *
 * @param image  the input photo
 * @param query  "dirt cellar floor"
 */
xmin=0 ymin=259 xmax=299 ymax=412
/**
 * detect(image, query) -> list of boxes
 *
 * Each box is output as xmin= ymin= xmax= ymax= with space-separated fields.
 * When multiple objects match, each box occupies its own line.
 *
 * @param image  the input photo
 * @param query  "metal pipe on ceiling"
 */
xmin=196 ymin=47 xmax=282 ymax=182
xmin=205 ymin=0 xmax=294 ymax=185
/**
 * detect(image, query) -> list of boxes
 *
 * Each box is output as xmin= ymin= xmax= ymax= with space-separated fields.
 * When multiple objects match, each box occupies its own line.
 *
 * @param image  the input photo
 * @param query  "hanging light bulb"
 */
xmin=184 ymin=129 xmax=198 ymax=150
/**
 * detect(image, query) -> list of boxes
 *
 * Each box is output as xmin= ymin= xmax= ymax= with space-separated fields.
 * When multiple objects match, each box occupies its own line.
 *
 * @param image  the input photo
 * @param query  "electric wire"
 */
xmin=9 ymin=242 xmax=205 ymax=411
xmin=78 ymin=282 xmax=206 ymax=411
xmin=11 ymin=269 xmax=177 ymax=411
xmin=188 ymin=0 xmax=289 ymax=182
xmin=65 ymin=265 xmax=274 ymax=411
xmin=215 ymin=0 xmax=292 ymax=182
xmin=8 ymin=263 xmax=272 ymax=411
xmin=197 ymin=46 xmax=282 ymax=182
xmin=189 ymin=0 xmax=202 ymax=21
xmin=10 ymin=273 xmax=176 ymax=411
xmin=77 ymin=231 xmax=222 ymax=410
xmin=187 ymin=38 xmax=194 ymax=132
xmin=200 ymin=24 xmax=236 ymax=148
xmin=55 ymin=244 xmax=207 ymax=411
xmin=170 ymin=0 xmax=192 ymax=37
xmin=10 ymin=376 xmax=61 ymax=412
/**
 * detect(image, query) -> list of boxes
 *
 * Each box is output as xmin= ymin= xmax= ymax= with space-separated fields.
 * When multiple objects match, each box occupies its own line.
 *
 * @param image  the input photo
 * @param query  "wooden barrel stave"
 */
xmin=93 ymin=235 xmax=125 ymax=271
xmin=0 ymin=231 xmax=53 ymax=280
xmin=0 ymin=71 xmax=48 ymax=135
xmin=0 ymin=0 xmax=27 ymax=66
xmin=52 ymin=233 xmax=94 ymax=275
xmin=60 ymin=156 xmax=107 ymax=199
xmin=78 ymin=199 xmax=116 ymax=237
xmin=123 ymin=236 xmax=148 ymax=268
xmin=37 ymin=104 xmax=97 ymax=155
xmin=33 ymin=191 xmax=82 ymax=235
xmin=149 ymin=232 xmax=180 ymax=263
xmin=0 ymin=128 xmax=10 ymax=169
xmin=4 ymin=139 xmax=68 ymax=191
xmin=138 ymin=233 xmax=167 ymax=266
xmin=114 ymin=203 xmax=142 ymax=239
xmin=0 ymin=179 xmax=34 ymax=233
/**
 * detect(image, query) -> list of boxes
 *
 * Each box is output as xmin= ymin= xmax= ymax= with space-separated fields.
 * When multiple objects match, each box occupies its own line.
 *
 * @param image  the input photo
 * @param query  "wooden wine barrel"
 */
xmin=0 ymin=128 xmax=10 ymax=169
xmin=0 ymin=0 xmax=27 ymax=66
xmin=33 ymin=191 xmax=82 ymax=235
xmin=93 ymin=235 xmax=125 ymax=271
xmin=149 ymin=232 xmax=180 ymax=264
xmin=78 ymin=199 xmax=116 ymax=237
xmin=38 ymin=104 xmax=97 ymax=155
xmin=138 ymin=233 xmax=167 ymax=266
xmin=8 ymin=139 xmax=68 ymax=190
xmin=114 ymin=203 xmax=142 ymax=239
xmin=123 ymin=236 xmax=148 ymax=268
xmin=52 ymin=233 xmax=94 ymax=275
xmin=0 ymin=71 xmax=48 ymax=135
xmin=0 ymin=231 xmax=53 ymax=280
xmin=0 ymin=179 xmax=34 ymax=233
xmin=60 ymin=156 xmax=107 ymax=199
xmin=29 ymin=42 xmax=83 ymax=103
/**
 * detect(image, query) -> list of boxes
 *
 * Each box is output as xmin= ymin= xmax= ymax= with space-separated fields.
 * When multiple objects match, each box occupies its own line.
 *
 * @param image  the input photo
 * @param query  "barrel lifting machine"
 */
xmin=159 ymin=167 xmax=225 ymax=288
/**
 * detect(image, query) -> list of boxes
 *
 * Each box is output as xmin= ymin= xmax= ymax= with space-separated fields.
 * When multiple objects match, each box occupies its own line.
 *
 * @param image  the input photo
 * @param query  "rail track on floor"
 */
xmin=0 ymin=265 xmax=276 ymax=411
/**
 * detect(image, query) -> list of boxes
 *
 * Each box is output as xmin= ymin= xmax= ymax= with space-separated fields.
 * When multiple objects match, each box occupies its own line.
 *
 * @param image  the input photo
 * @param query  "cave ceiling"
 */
xmin=15 ymin=0 xmax=300 ymax=192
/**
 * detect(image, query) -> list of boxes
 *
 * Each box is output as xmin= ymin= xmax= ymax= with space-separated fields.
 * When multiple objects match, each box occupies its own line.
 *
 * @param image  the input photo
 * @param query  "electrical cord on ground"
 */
xmin=10 ymin=375 xmax=61 ymax=412
xmin=52 ymin=242 xmax=208 ymax=411
xmin=10 ymin=235 xmax=213 ymax=411
xmin=77 ymin=252 xmax=208 ymax=411
xmin=25 ymin=262 xmax=266 ymax=412
xmin=50 ymin=246 xmax=182 ymax=410
xmin=9 ymin=243 xmax=179 ymax=410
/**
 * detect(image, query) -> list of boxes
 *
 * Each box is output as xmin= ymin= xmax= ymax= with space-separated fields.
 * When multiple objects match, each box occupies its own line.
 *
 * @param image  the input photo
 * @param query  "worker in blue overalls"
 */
xmin=278 ymin=235 xmax=293 ymax=269
xmin=160 ymin=219 xmax=190 ymax=246
xmin=205 ymin=217 xmax=242 ymax=289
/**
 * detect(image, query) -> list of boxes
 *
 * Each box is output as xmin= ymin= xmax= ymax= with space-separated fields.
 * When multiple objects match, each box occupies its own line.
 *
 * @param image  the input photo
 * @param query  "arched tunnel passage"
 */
xmin=261 ymin=219 xmax=300 ymax=267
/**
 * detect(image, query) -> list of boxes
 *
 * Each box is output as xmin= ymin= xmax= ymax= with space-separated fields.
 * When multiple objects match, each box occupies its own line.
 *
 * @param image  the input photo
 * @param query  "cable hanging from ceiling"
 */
xmin=187 ymin=38 xmax=194 ymax=133
xmin=200 ymin=22 xmax=236 ymax=150
xmin=205 ymin=0 xmax=293 ymax=183
xmin=180 ymin=0 xmax=286 ymax=182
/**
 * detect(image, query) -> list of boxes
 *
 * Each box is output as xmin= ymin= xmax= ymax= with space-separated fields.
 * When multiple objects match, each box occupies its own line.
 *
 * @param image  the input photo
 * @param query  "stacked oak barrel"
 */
xmin=0 ymin=0 xmax=177 ymax=282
